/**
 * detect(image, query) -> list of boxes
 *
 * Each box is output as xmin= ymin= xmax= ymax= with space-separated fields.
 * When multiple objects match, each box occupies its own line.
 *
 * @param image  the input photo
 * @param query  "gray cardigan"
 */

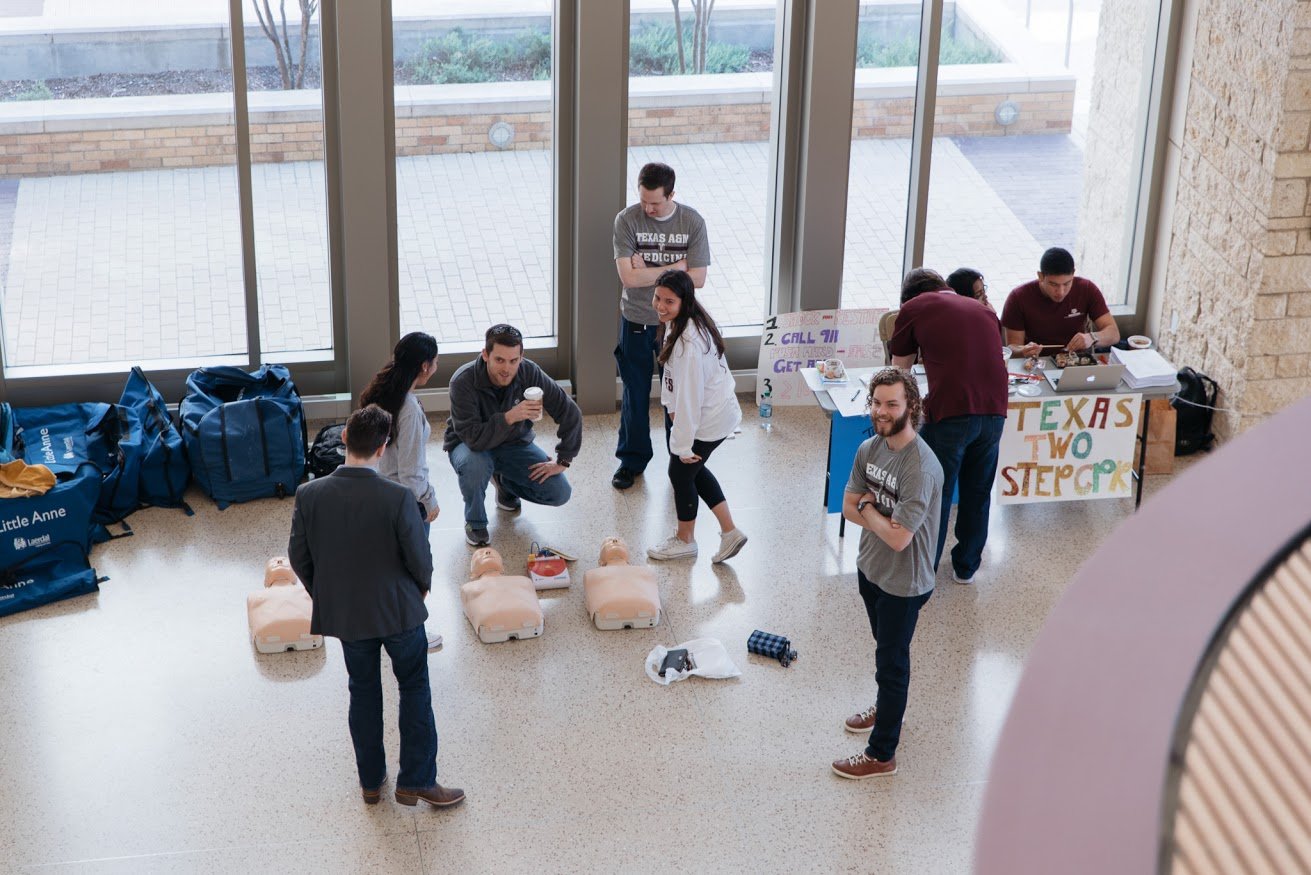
xmin=379 ymin=392 xmax=438 ymax=514
xmin=442 ymin=356 xmax=582 ymax=464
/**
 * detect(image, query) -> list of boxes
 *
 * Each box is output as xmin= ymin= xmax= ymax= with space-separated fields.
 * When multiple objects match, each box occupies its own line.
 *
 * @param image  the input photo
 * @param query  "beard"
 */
xmin=873 ymin=408 xmax=911 ymax=436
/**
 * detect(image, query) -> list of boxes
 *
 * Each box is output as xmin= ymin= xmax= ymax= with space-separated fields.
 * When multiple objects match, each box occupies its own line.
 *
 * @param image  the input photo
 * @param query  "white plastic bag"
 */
xmin=645 ymin=638 xmax=742 ymax=685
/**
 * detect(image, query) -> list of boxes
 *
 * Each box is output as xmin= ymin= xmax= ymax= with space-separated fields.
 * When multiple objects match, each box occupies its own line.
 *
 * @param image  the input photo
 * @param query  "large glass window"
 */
xmin=0 ymin=5 xmax=246 ymax=370
xmin=392 ymin=1 xmax=555 ymax=346
xmin=244 ymin=2 xmax=333 ymax=358
xmin=840 ymin=0 xmax=926 ymax=311
xmin=923 ymin=0 xmax=1157 ymax=310
xmin=626 ymin=0 xmax=782 ymax=329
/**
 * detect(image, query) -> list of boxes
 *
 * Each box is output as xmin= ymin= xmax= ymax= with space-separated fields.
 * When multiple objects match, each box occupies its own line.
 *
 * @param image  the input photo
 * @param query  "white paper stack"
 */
xmin=1111 ymin=347 xmax=1177 ymax=389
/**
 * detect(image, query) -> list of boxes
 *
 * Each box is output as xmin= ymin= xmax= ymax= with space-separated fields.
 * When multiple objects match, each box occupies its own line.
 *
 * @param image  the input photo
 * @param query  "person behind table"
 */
xmin=644 ymin=269 xmax=748 ymax=564
xmin=610 ymin=162 xmax=712 ymax=493
xmin=288 ymin=404 xmax=465 ymax=809
xmin=945 ymin=267 xmax=995 ymax=315
xmin=890 ymin=267 xmax=1008 ymax=584
xmin=1001 ymin=246 xmax=1120 ymax=356
xmin=360 ymin=331 xmax=444 ymax=650
xmin=443 ymin=323 xmax=582 ymax=548
xmin=832 ymin=368 xmax=943 ymax=781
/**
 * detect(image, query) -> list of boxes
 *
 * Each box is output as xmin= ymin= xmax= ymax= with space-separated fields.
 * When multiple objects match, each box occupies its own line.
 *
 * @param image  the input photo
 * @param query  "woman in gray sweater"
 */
xmin=361 ymin=331 xmax=442 ymax=647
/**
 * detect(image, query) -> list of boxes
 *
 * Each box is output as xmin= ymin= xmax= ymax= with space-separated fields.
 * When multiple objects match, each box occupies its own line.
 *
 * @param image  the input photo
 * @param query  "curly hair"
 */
xmin=865 ymin=367 xmax=924 ymax=432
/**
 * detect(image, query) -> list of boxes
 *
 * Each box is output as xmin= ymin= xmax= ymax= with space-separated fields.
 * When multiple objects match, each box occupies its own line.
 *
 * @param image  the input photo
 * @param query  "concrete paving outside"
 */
xmin=0 ymin=134 xmax=1086 ymax=368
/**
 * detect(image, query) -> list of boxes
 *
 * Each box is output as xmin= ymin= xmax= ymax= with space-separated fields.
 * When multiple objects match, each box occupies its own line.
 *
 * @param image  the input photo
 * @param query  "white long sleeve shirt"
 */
xmin=660 ymin=325 xmax=742 ymax=457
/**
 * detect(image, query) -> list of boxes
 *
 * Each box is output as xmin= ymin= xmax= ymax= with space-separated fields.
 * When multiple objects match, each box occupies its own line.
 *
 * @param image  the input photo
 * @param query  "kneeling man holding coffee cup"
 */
xmin=444 ymin=323 xmax=583 ymax=547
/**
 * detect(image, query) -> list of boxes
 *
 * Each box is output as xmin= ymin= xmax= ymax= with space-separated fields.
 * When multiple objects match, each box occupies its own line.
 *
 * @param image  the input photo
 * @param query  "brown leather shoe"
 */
xmin=395 ymin=784 xmax=466 ymax=808
xmin=362 ymin=782 xmax=385 ymax=804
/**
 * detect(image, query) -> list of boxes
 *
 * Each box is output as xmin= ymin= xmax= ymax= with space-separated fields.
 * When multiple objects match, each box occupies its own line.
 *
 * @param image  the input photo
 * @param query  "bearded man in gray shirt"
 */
xmin=610 ymin=162 xmax=711 ymax=491
xmin=833 ymin=367 xmax=943 ymax=781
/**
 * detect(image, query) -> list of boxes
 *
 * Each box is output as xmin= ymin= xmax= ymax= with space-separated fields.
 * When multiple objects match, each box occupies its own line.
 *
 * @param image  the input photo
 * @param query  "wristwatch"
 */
xmin=857 ymin=498 xmax=871 ymax=513
xmin=557 ymin=459 xmax=571 ymax=468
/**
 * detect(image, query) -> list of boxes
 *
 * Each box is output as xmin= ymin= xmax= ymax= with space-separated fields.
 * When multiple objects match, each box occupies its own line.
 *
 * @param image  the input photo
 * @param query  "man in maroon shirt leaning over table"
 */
xmin=1001 ymin=246 xmax=1121 ymax=356
xmin=889 ymin=268 xmax=1009 ymax=585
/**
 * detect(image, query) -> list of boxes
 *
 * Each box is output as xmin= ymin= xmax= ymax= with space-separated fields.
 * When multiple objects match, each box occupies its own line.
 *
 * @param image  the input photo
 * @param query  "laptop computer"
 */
xmin=1043 ymin=363 xmax=1127 ymax=392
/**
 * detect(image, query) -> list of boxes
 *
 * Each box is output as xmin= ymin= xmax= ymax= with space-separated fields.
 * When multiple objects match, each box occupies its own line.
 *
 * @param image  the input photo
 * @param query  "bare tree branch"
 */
xmin=252 ymin=0 xmax=290 ymax=88
xmin=671 ymin=0 xmax=686 ymax=75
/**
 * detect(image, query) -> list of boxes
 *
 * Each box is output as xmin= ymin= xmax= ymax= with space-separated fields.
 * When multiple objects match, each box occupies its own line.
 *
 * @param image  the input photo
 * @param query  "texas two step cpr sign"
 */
xmin=996 ymin=393 xmax=1142 ymax=504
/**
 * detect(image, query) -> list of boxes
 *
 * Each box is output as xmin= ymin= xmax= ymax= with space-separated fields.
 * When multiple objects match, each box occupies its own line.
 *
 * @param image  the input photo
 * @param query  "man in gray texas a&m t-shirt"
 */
xmin=610 ymin=161 xmax=711 ymax=492
xmin=831 ymin=367 xmax=943 ymax=782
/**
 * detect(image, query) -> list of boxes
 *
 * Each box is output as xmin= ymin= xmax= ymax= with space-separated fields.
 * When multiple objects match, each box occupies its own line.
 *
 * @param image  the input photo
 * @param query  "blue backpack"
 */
xmin=8 ymin=401 xmax=124 ymax=536
xmin=180 ymin=365 xmax=307 ymax=509
xmin=0 ymin=462 xmax=105 ymax=618
xmin=118 ymin=367 xmax=191 ymax=514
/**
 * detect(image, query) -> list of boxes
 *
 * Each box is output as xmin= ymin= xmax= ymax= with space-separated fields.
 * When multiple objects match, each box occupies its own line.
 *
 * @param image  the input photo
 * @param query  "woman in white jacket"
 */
xmin=646 ymin=269 xmax=748 ymax=563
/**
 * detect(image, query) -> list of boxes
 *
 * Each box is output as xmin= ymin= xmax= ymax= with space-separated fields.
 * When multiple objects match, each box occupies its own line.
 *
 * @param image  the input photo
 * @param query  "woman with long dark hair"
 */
xmin=361 ymin=331 xmax=442 ymax=648
xmin=645 ymin=269 xmax=747 ymax=563
xmin=361 ymin=331 xmax=441 ymax=526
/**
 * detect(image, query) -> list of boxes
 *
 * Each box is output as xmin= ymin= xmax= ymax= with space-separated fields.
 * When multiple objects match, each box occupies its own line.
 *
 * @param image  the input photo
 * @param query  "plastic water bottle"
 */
xmin=759 ymin=390 xmax=773 ymax=431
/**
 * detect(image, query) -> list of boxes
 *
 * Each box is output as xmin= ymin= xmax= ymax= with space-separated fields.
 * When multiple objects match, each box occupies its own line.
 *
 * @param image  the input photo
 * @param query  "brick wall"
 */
xmin=0 ymin=87 xmax=1072 ymax=178
xmin=1157 ymin=0 xmax=1311 ymax=436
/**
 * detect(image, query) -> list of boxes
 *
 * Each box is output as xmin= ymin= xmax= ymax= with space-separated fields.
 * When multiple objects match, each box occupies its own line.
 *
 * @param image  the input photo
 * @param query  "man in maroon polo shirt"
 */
xmin=1001 ymin=246 xmax=1120 ymax=356
xmin=889 ymin=268 xmax=1008 ymax=584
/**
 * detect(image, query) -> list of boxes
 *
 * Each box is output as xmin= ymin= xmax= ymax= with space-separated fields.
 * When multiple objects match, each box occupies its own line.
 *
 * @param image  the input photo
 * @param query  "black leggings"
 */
xmin=664 ymin=412 xmax=727 ymax=522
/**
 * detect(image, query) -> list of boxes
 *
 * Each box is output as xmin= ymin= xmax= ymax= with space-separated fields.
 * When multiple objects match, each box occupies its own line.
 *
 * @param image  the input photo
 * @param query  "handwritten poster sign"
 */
xmin=755 ymin=308 xmax=885 ymax=406
xmin=996 ymin=393 xmax=1142 ymax=504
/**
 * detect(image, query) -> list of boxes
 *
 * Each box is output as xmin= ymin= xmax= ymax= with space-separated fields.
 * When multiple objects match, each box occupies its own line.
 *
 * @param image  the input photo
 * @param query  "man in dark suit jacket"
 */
xmin=289 ymin=404 xmax=464 ymax=809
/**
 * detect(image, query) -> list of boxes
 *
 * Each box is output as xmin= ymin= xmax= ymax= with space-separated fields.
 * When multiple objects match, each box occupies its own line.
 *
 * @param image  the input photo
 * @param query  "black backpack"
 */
xmin=1172 ymin=368 xmax=1218 ymax=455
xmin=308 ymin=423 xmax=346 ymax=478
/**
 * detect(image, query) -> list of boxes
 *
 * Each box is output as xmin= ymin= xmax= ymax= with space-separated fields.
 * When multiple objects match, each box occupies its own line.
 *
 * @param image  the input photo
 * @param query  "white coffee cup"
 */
xmin=523 ymin=386 xmax=544 ymax=421
xmin=1128 ymin=335 xmax=1152 ymax=349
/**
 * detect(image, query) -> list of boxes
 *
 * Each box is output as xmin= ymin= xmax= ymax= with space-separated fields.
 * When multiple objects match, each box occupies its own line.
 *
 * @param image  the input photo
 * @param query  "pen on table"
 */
xmin=850 ymin=388 xmax=862 ymax=401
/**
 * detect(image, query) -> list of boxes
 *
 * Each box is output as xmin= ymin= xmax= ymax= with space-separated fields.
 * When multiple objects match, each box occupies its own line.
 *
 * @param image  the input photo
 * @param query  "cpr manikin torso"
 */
xmin=247 ymin=556 xmax=324 ymax=653
xmin=583 ymin=537 xmax=661 ymax=630
xmin=461 ymin=548 xmax=544 ymax=643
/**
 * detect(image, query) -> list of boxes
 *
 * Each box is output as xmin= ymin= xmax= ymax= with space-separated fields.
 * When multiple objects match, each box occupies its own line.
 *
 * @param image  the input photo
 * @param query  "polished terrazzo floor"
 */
xmin=0 ymin=404 xmax=1176 ymax=873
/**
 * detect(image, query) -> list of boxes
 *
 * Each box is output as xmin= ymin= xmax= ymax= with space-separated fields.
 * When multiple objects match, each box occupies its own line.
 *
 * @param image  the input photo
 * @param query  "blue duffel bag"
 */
xmin=0 ymin=462 xmax=105 ymax=618
xmin=180 ymin=365 xmax=307 ymax=509
xmin=117 ymin=367 xmax=191 ymax=515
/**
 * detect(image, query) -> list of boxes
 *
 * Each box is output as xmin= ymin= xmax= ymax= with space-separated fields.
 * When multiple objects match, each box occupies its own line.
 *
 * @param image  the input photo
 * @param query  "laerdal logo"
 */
xmin=12 ymin=534 xmax=50 ymax=551
xmin=1066 ymin=308 xmax=1083 ymax=319
xmin=63 ymin=436 xmax=76 ymax=460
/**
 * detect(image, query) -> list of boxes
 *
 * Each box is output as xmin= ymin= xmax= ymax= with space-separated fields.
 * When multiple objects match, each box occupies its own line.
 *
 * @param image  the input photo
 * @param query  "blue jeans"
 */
xmin=339 ymin=624 xmax=438 ymax=791
xmin=449 ymin=439 xmax=572 ymax=528
xmin=614 ymin=316 xmax=660 ymax=473
xmin=919 ymin=414 xmax=1005 ymax=579
xmin=858 ymin=571 xmax=931 ymax=761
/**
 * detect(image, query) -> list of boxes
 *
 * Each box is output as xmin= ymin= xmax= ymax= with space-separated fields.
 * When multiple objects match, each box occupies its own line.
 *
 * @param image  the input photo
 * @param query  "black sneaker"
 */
xmin=464 ymin=523 xmax=490 ymax=547
xmin=611 ymin=466 xmax=638 ymax=490
xmin=492 ymin=474 xmax=520 ymax=512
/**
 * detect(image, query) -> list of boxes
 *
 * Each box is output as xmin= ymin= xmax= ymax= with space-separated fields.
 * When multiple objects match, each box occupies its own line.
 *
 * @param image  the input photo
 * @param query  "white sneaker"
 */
xmin=647 ymin=535 xmax=698 ymax=561
xmin=426 ymin=630 xmax=443 ymax=650
xmin=712 ymin=528 xmax=748 ymax=563
xmin=952 ymin=569 xmax=975 ymax=585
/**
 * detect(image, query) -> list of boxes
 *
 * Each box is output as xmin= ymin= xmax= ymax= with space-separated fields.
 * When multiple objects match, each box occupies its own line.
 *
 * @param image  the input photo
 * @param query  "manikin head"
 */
xmin=469 ymin=547 xmax=505 ymax=579
xmin=598 ymin=537 xmax=631 ymax=566
xmin=265 ymin=556 xmax=297 ymax=587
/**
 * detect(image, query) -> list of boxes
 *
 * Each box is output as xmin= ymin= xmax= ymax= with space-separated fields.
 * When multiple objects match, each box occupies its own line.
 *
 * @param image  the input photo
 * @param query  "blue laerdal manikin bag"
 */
xmin=180 ymin=364 xmax=307 ymax=509
xmin=0 ymin=462 xmax=105 ymax=618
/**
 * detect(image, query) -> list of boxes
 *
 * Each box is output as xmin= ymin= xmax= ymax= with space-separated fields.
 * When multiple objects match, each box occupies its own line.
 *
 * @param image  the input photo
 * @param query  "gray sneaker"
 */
xmin=492 ymin=474 xmax=521 ymax=513
xmin=464 ymin=523 xmax=490 ymax=547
